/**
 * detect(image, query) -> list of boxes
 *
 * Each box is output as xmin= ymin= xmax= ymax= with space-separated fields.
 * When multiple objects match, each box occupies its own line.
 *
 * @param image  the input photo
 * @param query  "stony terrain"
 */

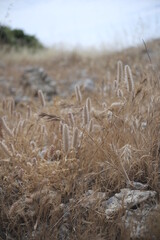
xmin=0 ymin=39 xmax=160 ymax=239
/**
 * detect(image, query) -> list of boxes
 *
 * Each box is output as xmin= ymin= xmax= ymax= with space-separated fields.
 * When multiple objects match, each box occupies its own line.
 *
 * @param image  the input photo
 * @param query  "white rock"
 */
xmin=102 ymin=188 xmax=157 ymax=219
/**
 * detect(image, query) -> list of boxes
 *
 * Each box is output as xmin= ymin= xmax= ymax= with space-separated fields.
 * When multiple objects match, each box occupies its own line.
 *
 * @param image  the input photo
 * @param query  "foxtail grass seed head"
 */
xmin=16 ymin=120 xmax=25 ymax=136
xmin=117 ymin=60 xmax=123 ymax=83
xmin=75 ymin=85 xmax=82 ymax=103
xmin=62 ymin=124 xmax=70 ymax=154
xmin=86 ymin=97 xmax=92 ymax=113
xmin=88 ymin=119 xmax=93 ymax=133
xmin=110 ymin=102 xmax=124 ymax=108
xmin=1 ymin=117 xmax=14 ymax=137
xmin=0 ymin=141 xmax=12 ymax=157
xmin=72 ymin=127 xmax=79 ymax=149
xmin=124 ymin=65 xmax=134 ymax=95
xmin=68 ymin=112 xmax=75 ymax=127
xmin=38 ymin=90 xmax=46 ymax=107
xmin=117 ymin=88 xmax=123 ymax=98
xmin=83 ymin=104 xmax=89 ymax=126
xmin=14 ymin=120 xmax=22 ymax=136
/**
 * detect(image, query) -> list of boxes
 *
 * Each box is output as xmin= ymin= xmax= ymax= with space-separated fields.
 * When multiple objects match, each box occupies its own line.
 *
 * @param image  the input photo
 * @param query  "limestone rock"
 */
xmin=21 ymin=67 xmax=57 ymax=100
xmin=102 ymin=188 xmax=157 ymax=219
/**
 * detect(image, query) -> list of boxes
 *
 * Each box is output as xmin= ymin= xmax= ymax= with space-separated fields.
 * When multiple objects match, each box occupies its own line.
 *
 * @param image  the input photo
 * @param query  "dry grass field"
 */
xmin=0 ymin=39 xmax=160 ymax=239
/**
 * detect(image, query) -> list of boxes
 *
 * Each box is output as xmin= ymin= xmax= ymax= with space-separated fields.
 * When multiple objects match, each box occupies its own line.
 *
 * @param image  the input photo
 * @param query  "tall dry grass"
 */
xmin=0 ymin=41 xmax=160 ymax=239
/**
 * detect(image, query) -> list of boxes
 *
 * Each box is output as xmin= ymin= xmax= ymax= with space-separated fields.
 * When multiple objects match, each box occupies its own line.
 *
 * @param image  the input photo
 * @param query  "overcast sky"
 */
xmin=0 ymin=0 xmax=160 ymax=49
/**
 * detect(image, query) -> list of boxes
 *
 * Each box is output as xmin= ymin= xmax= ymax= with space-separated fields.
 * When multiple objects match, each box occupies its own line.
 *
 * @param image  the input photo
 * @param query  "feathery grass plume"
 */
xmin=117 ymin=60 xmax=123 ymax=83
xmin=0 ymin=141 xmax=12 ymax=157
xmin=38 ymin=90 xmax=46 ymax=107
xmin=117 ymin=88 xmax=123 ymax=98
xmin=72 ymin=127 xmax=79 ymax=149
xmin=83 ymin=104 xmax=89 ymax=126
xmin=124 ymin=65 xmax=134 ymax=95
xmin=62 ymin=124 xmax=70 ymax=154
xmin=68 ymin=112 xmax=75 ymax=127
xmin=88 ymin=118 xmax=93 ymax=133
xmin=1 ymin=117 xmax=14 ymax=137
xmin=75 ymin=85 xmax=82 ymax=103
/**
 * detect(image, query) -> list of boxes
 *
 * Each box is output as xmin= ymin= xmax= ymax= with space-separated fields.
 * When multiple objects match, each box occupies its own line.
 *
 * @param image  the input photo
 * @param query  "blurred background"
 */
xmin=0 ymin=0 xmax=160 ymax=50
